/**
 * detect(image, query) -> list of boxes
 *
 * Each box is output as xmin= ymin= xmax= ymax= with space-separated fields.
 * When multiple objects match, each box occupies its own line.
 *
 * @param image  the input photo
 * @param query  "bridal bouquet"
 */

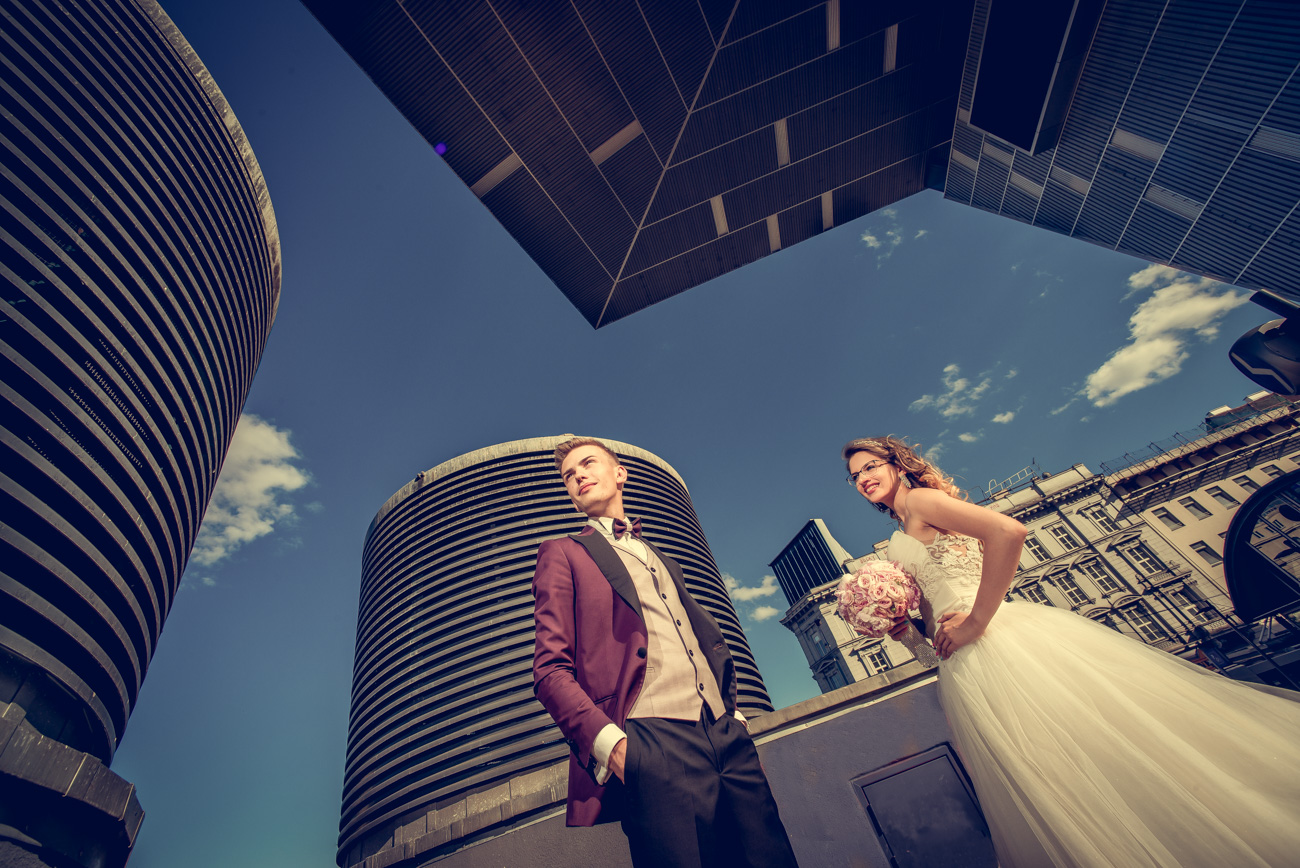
xmin=835 ymin=561 xmax=939 ymax=668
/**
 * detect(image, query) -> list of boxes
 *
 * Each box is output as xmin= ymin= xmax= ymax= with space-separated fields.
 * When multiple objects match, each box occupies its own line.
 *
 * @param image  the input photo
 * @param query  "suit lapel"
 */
xmin=573 ymin=531 xmax=644 ymax=623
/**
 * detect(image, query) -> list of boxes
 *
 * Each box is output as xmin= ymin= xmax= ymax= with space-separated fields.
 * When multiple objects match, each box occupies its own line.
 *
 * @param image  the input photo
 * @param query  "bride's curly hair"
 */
xmin=841 ymin=436 xmax=968 ymax=518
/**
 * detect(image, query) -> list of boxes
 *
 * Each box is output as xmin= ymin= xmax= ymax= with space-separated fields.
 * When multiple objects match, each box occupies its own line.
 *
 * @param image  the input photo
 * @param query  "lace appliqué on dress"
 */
xmin=919 ymin=532 xmax=985 ymax=610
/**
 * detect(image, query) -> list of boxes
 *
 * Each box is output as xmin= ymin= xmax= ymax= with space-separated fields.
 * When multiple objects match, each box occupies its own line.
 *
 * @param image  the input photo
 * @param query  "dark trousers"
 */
xmin=620 ymin=710 xmax=798 ymax=868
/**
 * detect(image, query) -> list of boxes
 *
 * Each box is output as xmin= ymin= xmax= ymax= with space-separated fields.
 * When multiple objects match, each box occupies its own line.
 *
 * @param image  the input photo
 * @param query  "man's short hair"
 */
xmin=553 ymin=437 xmax=621 ymax=474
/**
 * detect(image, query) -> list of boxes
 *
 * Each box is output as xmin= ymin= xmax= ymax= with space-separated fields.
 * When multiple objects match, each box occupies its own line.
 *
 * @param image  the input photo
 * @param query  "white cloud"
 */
xmin=1083 ymin=269 xmax=1250 ymax=407
xmin=1005 ymin=369 xmax=1018 ymax=379
xmin=723 ymin=573 xmax=779 ymax=602
xmin=1124 ymin=263 xmax=1178 ymax=297
xmin=860 ymin=209 xmax=922 ymax=264
xmin=910 ymin=364 xmax=992 ymax=417
xmin=923 ymin=442 xmax=946 ymax=463
xmin=1051 ymin=399 xmax=1077 ymax=415
xmin=992 ymin=411 xmax=1016 ymax=424
xmin=191 ymin=414 xmax=310 ymax=567
xmin=958 ymin=432 xmax=982 ymax=443
xmin=751 ymin=605 xmax=781 ymax=622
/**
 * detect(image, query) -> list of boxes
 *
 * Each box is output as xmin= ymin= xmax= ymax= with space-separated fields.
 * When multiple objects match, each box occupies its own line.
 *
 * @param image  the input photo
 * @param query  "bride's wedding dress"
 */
xmin=888 ymin=530 xmax=1300 ymax=868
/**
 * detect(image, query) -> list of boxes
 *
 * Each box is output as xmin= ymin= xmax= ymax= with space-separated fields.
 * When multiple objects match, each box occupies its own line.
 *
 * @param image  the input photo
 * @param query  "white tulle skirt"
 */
xmin=936 ymin=601 xmax=1300 ymax=868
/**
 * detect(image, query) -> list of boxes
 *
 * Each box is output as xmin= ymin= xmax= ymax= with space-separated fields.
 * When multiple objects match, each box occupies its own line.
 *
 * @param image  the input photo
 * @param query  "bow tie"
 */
xmin=612 ymin=517 xmax=641 ymax=540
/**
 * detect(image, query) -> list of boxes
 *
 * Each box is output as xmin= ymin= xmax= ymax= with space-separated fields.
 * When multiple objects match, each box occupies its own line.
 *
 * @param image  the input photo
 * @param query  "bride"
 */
xmin=842 ymin=436 xmax=1300 ymax=868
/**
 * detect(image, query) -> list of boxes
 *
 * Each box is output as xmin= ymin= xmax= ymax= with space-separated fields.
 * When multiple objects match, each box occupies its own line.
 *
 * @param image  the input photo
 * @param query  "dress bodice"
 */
xmin=886 ymin=531 xmax=984 ymax=634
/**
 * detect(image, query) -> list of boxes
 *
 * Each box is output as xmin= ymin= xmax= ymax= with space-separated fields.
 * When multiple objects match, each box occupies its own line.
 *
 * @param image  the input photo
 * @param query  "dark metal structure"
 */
xmin=949 ymin=0 xmax=1300 ymax=303
xmin=770 ymin=518 xmax=852 ymax=607
xmin=302 ymin=0 xmax=972 ymax=327
xmin=0 ymin=1 xmax=280 ymax=864
xmin=1223 ymin=469 xmax=1300 ymax=620
xmin=304 ymin=0 xmax=1300 ymax=326
xmin=341 ymin=436 xmax=771 ymax=867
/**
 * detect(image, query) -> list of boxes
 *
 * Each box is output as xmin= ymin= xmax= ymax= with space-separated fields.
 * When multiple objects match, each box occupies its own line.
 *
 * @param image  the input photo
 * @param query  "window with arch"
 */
xmin=1048 ymin=523 xmax=1081 ymax=549
xmin=1049 ymin=571 xmax=1091 ymax=607
xmin=866 ymin=646 xmax=891 ymax=673
xmin=1123 ymin=542 xmax=1164 ymax=575
xmin=1023 ymin=535 xmax=1050 ymax=562
xmin=1019 ymin=583 xmax=1051 ymax=606
xmin=1081 ymin=505 xmax=1118 ymax=533
xmin=1123 ymin=603 xmax=1168 ymax=643
xmin=1076 ymin=559 xmax=1123 ymax=595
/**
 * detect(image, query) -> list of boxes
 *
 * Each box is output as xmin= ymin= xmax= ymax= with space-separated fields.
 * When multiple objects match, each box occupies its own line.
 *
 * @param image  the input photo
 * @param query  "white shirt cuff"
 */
xmin=733 ymin=708 xmax=748 ymax=728
xmin=592 ymin=723 xmax=626 ymax=785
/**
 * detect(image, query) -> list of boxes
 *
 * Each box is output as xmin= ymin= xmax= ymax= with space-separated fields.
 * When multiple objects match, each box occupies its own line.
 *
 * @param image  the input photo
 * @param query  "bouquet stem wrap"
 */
xmin=895 ymin=621 xmax=939 ymax=669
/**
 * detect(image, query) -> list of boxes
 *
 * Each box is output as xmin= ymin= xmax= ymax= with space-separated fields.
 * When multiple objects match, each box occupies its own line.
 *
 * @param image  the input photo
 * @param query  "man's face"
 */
xmin=560 ymin=445 xmax=626 ymax=517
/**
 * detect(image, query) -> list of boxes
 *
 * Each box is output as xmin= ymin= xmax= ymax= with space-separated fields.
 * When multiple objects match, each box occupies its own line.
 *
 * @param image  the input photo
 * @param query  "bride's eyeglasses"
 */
xmin=847 ymin=460 xmax=889 ymax=484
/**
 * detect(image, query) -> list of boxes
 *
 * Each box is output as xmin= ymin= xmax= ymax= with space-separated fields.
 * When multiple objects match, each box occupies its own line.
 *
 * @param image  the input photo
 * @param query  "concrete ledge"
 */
xmin=749 ymin=661 xmax=938 ymax=740
xmin=0 ymin=702 xmax=143 ymax=868
xmin=357 ymin=763 xmax=570 ymax=868
xmin=352 ymin=670 xmax=942 ymax=868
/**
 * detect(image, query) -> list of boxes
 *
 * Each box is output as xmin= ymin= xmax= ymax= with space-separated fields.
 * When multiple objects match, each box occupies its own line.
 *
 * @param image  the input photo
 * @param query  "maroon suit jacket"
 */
xmin=532 ymin=527 xmax=738 ymax=826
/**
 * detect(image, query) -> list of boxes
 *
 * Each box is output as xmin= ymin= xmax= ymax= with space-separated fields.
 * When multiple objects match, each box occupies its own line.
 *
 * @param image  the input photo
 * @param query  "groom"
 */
xmin=532 ymin=437 xmax=798 ymax=868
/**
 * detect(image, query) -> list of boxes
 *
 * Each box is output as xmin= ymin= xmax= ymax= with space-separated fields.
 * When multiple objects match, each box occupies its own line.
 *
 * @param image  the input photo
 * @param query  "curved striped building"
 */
xmin=0 ymin=1 xmax=279 ymax=865
xmin=340 ymin=436 xmax=771 ymax=867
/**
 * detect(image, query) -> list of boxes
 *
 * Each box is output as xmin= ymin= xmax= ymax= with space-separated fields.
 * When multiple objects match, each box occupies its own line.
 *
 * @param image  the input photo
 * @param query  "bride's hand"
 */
xmin=934 ymin=611 xmax=985 ymax=659
xmin=886 ymin=615 xmax=911 ymax=639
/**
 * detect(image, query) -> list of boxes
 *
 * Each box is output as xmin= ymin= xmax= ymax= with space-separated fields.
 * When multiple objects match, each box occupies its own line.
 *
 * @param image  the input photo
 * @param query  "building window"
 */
xmin=1077 ymin=559 xmax=1122 ymax=595
xmin=1191 ymin=541 xmax=1223 ymax=567
xmin=1081 ymin=505 xmax=1118 ymax=533
xmin=1152 ymin=507 xmax=1184 ymax=530
xmin=1124 ymin=604 xmax=1168 ymax=643
xmin=1124 ymin=543 xmax=1164 ymax=575
xmin=825 ymin=664 xmax=847 ymax=689
xmin=867 ymin=647 xmax=891 ymax=673
xmin=807 ymin=624 xmax=828 ymax=658
xmin=1261 ymin=464 xmax=1284 ymax=478
xmin=1170 ymin=587 xmax=1210 ymax=622
xmin=1048 ymin=524 xmax=1081 ymax=550
xmin=1233 ymin=475 xmax=1260 ymax=494
xmin=1050 ymin=571 xmax=1091 ymax=606
xmin=1023 ymin=536 xmax=1050 ymax=562
xmin=1178 ymin=496 xmax=1212 ymax=519
xmin=1206 ymin=486 xmax=1239 ymax=509
xmin=1019 ymin=583 xmax=1051 ymax=605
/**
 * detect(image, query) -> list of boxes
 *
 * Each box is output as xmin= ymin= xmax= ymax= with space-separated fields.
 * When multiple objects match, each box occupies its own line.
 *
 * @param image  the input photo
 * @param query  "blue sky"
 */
xmin=108 ymin=2 xmax=1273 ymax=866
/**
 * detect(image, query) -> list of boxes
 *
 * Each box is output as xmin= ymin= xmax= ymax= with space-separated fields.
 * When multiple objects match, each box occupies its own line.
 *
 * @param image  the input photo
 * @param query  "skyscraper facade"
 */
xmin=0 ymin=1 xmax=280 ymax=864
xmin=770 ymin=518 xmax=854 ymax=607
xmin=340 ymin=436 xmax=770 ymax=868
xmin=946 ymin=0 xmax=1300 ymax=305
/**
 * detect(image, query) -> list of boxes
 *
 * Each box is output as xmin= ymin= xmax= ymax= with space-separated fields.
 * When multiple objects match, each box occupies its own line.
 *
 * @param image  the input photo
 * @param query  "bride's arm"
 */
xmin=903 ymin=488 xmax=1027 ymax=656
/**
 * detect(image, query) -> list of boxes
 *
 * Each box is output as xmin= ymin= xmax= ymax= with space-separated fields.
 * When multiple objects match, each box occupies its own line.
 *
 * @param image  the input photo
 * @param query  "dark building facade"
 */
xmin=0 ymin=1 xmax=280 ymax=865
xmin=771 ymin=517 xmax=853 ymax=607
xmin=302 ymin=0 xmax=972 ymax=327
xmin=304 ymin=0 xmax=1300 ymax=325
xmin=341 ymin=436 xmax=772 ymax=867
xmin=947 ymin=0 xmax=1300 ymax=305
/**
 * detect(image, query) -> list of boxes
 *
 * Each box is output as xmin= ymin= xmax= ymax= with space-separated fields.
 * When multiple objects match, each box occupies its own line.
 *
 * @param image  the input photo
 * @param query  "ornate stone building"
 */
xmin=781 ymin=394 xmax=1300 ymax=693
